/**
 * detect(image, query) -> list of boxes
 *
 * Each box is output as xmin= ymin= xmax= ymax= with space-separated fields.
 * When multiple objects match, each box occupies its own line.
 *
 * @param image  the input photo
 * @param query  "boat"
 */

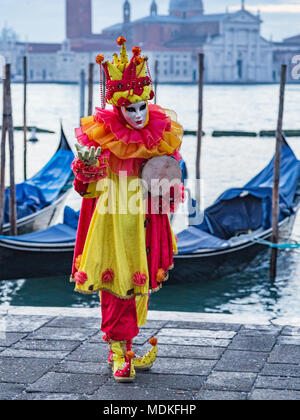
xmin=2 ymin=125 xmax=74 ymax=235
xmin=173 ymin=139 xmax=300 ymax=282
xmin=0 ymin=140 xmax=299 ymax=282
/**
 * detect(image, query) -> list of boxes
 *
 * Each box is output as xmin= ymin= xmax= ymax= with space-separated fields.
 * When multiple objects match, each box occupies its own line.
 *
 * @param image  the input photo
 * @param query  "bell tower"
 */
xmin=124 ymin=0 xmax=131 ymax=24
xmin=66 ymin=0 xmax=92 ymax=39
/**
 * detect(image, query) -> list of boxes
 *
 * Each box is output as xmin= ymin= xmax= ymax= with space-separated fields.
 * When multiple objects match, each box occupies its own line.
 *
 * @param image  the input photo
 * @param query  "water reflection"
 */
xmin=1 ymin=248 xmax=299 ymax=319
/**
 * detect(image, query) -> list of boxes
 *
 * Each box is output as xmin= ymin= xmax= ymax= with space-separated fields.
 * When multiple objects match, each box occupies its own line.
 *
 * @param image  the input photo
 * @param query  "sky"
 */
xmin=0 ymin=0 xmax=300 ymax=43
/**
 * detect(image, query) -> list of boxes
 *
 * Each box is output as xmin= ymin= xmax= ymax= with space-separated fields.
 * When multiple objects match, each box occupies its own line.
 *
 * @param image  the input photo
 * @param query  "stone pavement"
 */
xmin=1 ymin=306 xmax=300 ymax=400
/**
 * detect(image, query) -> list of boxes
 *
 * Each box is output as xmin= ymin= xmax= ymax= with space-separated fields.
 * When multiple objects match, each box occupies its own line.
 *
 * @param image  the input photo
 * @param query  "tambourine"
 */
xmin=141 ymin=156 xmax=182 ymax=197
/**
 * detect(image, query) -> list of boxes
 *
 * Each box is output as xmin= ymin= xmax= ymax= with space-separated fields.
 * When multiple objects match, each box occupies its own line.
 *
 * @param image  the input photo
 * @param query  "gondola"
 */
xmin=2 ymin=125 xmax=74 ymax=235
xmin=172 ymin=139 xmax=300 ymax=282
xmin=0 ymin=140 xmax=299 ymax=282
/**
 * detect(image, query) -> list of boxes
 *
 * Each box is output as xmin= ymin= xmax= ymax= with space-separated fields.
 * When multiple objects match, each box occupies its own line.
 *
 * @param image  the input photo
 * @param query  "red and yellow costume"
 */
xmin=70 ymin=37 xmax=183 ymax=382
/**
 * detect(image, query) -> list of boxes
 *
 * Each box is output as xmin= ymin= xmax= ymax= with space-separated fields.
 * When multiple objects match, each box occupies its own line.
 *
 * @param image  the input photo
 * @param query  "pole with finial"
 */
xmin=241 ymin=0 xmax=245 ymax=10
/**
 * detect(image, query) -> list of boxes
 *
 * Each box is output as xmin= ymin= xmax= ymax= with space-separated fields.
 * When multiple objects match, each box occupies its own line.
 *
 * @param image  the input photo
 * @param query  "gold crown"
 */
xmin=96 ymin=37 xmax=154 ymax=107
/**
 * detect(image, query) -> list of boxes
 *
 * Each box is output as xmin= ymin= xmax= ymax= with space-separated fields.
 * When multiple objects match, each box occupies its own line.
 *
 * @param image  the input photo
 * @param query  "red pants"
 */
xmin=100 ymin=291 xmax=139 ymax=341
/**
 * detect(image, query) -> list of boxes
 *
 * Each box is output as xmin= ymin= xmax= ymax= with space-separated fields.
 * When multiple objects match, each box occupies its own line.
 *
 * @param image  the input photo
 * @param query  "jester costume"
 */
xmin=70 ymin=37 xmax=183 ymax=382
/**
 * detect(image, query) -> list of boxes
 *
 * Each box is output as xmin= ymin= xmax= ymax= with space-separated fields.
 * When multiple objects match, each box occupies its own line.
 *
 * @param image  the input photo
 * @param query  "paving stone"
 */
xmin=90 ymin=385 xmax=195 ymax=401
xmin=106 ymin=373 xmax=205 ymax=391
xmin=46 ymin=316 xmax=101 ymax=329
xmin=158 ymin=328 xmax=236 ymax=339
xmin=242 ymin=325 xmax=281 ymax=334
xmin=194 ymin=390 xmax=247 ymax=400
xmin=133 ymin=329 xmax=161 ymax=345
xmin=260 ymin=363 xmax=300 ymax=377
xmin=228 ymin=333 xmax=276 ymax=352
xmin=18 ymin=392 xmax=88 ymax=400
xmin=139 ymin=320 xmax=168 ymax=329
xmin=164 ymin=321 xmax=241 ymax=331
xmin=52 ymin=361 xmax=109 ymax=376
xmin=268 ymin=344 xmax=300 ymax=364
xmin=281 ymin=326 xmax=300 ymax=336
xmin=255 ymin=375 xmax=300 ymax=391
xmin=13 ymin=339 xmax=81 ymax=352
xmin=0 ymin=315 xmax=53 ymax=333
xmin=66 ymin=342 xmax=108 ymax=363
xmin=0 ymin=383 xmax=25 ymax=400
xmin=0 ymin=357 xmax=58 ymax=384
xmin=0 ymin=348 xmax=71 ymax=359
xmin=215 ymin=350 xmax=267 ymax=373
xmin=277 ymin=335 xmax=300 ymax=345
xmin=0 ymin=332 xmax=27 ymax=347
xmin=27 ymin=326 xmax=97 ymax=341
xmin=137 ymin=343 xmax=224 ymax=360
xmin=151 ymin=357 xmax=216 ymax=376
xmin=26 ymin=371 xmax=106 ymax=395
xmin=155 ymin=335 xmax=231 ymax=348
xmin=249 ymin=389 xmax=300 ymax=400
xmin=203 ymin=371 xmax=257 ymax=392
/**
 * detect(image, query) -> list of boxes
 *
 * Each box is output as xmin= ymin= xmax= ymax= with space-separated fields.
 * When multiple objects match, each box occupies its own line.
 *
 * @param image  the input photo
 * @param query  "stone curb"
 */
xmin=2 ymin=305 xmax=300 ymax=327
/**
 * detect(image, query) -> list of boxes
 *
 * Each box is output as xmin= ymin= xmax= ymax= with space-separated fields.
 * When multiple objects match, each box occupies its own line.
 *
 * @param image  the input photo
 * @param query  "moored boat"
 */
xmin=2 ymin=125 xmax=74 ymax=235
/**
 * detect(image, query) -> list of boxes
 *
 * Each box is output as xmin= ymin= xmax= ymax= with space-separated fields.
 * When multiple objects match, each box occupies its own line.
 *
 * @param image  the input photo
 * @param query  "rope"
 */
xmin=252 ymin=237 xmax=300 ymax=249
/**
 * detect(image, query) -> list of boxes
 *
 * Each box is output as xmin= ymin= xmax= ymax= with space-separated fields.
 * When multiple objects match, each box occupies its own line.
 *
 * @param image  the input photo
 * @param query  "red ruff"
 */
xmin=94 ymin=104 xmax=171 ymax=150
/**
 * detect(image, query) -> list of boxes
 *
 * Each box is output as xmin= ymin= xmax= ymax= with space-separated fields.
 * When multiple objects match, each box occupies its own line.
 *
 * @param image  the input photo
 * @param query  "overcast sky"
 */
xmin=1 ymin=0 xmax=300 ymax=43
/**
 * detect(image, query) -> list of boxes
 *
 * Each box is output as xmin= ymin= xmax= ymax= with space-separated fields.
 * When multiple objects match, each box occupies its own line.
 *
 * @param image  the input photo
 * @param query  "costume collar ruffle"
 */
xmin=94 ymin=104 xmax=171 ymax=150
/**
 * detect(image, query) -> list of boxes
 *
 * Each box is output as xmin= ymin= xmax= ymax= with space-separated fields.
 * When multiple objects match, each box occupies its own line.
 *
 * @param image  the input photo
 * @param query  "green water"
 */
xmin=1 ymin=83 xmax=300 ymax=317
xmin=1 ymin=250 xmax=300 ymax=318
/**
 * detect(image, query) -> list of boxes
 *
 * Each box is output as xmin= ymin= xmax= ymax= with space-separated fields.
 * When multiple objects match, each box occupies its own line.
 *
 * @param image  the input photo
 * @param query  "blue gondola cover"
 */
xmin=4 ymin=149 xmax=74 ymax=223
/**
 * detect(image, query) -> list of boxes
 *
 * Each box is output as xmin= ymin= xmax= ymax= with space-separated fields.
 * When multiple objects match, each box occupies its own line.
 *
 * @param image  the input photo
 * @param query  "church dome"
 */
xmin=170 ymin=0 xmax=204 ymax=14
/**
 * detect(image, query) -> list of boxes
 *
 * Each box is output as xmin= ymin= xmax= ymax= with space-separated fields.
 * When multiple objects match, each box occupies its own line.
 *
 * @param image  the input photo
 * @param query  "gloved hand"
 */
xmin=75 ymin=143 xmax=101 ymax=166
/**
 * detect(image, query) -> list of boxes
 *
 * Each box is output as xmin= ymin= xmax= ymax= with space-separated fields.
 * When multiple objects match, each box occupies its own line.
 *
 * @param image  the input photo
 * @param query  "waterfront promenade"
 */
xmin=1 ymin=306 xmax=300 ymax=400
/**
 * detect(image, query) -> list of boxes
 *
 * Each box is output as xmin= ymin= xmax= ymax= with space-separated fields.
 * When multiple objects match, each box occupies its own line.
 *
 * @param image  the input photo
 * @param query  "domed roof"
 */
xmin=170 ymin=0 xmax=204 ymax=13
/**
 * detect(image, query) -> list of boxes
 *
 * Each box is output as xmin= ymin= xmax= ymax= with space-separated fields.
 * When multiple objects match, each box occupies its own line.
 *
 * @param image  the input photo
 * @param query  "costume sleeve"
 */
xmin=72 ymin=155 xmax=108 ymax=198
xmin=73 ymin=178 xmax=104 ymax=199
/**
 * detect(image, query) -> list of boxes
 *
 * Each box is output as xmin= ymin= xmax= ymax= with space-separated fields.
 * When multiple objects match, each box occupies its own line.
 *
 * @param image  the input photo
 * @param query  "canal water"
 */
xmin=0 ymin=83 xmax=300 ymax=318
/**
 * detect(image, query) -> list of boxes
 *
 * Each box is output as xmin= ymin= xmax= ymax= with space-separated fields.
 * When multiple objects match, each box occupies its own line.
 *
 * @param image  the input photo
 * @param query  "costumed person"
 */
xmin=70 ymin=36 xmax=184 ymax=383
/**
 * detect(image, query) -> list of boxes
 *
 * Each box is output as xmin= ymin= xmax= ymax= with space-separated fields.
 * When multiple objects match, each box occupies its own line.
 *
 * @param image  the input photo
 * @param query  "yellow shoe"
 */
xmin=134 ymin=337 xmax=158 ymax=371
xmin=110 ymin=341 xmax=136 ymax=383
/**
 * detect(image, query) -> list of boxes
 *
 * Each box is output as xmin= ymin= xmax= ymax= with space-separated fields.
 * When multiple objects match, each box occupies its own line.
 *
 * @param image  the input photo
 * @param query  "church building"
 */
xmin=1 ymin=0 xmax=298 ymax=83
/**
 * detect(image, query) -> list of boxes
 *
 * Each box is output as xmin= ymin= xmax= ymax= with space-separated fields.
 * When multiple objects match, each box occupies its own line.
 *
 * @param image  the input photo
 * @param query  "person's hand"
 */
xmin=75 ymin=143 xmax=101 ymax=166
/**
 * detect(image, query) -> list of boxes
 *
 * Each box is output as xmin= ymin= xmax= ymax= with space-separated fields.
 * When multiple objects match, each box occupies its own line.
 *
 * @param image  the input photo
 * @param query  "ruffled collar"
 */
xmin=94 ymin=104 xmax=171 ymax=150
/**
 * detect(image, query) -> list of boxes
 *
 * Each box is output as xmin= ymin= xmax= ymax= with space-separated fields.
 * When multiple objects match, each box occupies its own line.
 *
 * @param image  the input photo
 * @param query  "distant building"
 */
xmin=0 ymin=0 xmax=299 ymax=84
xmin=272 ymin=35 xmax=300 ymax=82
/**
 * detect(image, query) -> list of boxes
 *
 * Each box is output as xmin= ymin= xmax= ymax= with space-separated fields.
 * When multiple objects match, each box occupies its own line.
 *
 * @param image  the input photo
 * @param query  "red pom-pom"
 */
xmin=156 ymin=268 xmax=165 ymax=284
xmin=132 ymin=46 xmax=141 ymax=56
xmin=133 ymin=272 xmax=147 ymax=287
xmin=102 ymin=269 xmax=114 ymax=284
xmin=126 ymin=351 xmax=136 ymax=360
xmin=96 ymin=54 xmax=104 ymax=65
xmin=133 ymin=56 xmax=143 ymax=66
xmin=149 ymin=90 xmax=155 ymax=100
xmin=149 ymin=337 xmax=158 ymax=346
xmin=117 ymin=36 xmax=126 ymax=46
xmin=74 ymin=271 xmax=88 ymax=286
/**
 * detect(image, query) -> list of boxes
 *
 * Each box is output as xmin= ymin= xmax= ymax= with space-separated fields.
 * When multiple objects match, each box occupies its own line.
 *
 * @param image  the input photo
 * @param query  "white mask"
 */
xmin=121 ymin=101 xmax=148 ymax=130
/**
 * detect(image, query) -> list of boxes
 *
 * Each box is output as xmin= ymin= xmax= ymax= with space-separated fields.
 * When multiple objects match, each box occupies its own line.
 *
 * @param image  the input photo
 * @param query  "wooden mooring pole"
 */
xmin=196 ymin=53 xmax=204 ymax=208
xmin=0 ymin=71 xmax=7 ymax=233
xmin=270 ymin=64 xmax=287 ymax=282
xmin=23 ymin=55 xmax=27 ymax=180
xmin=0 ymin=64 xmax=17 ymax=235
xmin=88 ymin=63 xmax=94 ymax=115
xmin=154 ymin=60 xmax=158 ymax=105
xmin=79 ymin=69 xmax=85 ymax=120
